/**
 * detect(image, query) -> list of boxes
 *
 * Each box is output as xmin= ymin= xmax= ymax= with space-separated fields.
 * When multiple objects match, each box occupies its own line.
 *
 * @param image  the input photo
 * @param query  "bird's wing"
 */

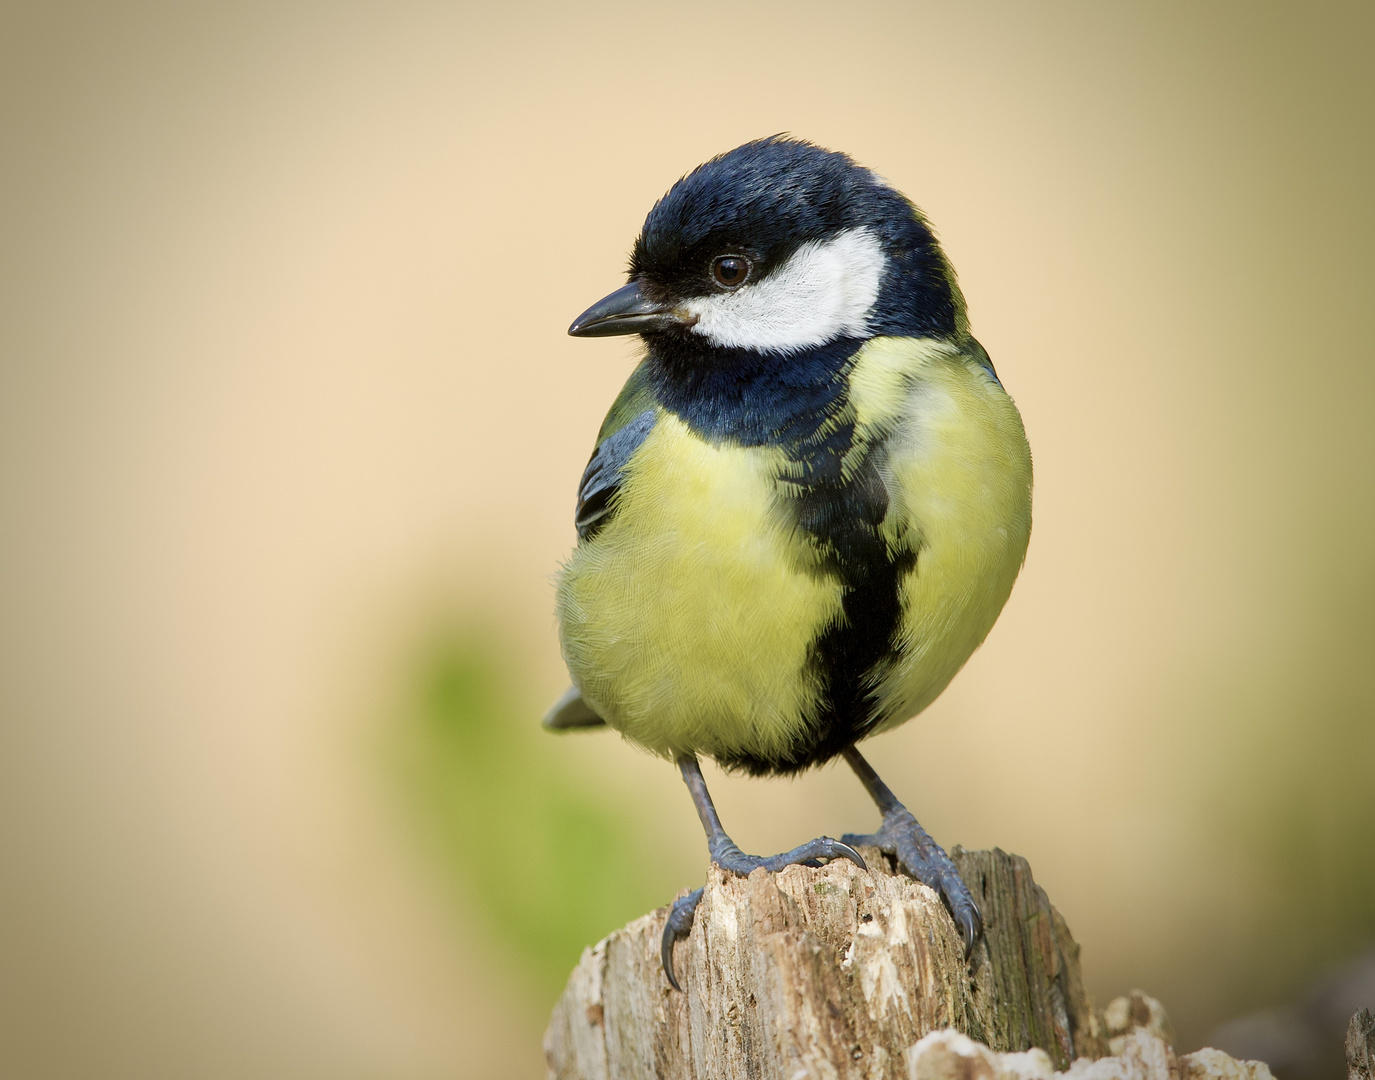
xmin=574 ymin=366 xmax=659 ymax=542
xmin=965 ymin=336 xmax=1001 ymax=385
xmin=542 ymin=684 xmax=606 ymax=730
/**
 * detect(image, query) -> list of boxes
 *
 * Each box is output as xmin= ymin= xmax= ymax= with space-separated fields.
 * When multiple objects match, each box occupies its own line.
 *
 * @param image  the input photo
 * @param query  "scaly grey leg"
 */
xmin=840 ymin=745 xmax=983 ymax=957
xmin=660 ymin=755 xmax=866 ymax=991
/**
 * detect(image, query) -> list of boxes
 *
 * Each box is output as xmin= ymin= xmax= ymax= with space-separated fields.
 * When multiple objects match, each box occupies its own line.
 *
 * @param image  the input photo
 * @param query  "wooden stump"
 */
xmin=1350 ymin=1008 xmax=1375 ymax=1080
xmin=546 ymin=847 xmax=1104 ymax=1079
xmin=544 ymin=847 xmax=1276 ymax=1080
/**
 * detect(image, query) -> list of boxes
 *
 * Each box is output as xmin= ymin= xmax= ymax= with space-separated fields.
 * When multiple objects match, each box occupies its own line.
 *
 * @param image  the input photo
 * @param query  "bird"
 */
xmin=546 ymin=136 xmax=1032 ymax=990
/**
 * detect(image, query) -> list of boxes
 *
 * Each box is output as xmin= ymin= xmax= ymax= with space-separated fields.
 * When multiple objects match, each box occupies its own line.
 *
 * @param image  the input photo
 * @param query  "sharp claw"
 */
xmin=951 ymin=891 xmax=984 ymax=958
xmin=664 ymin=837 xmax=866 ymax=990
xmin=758 ymin=836 xmax=867 ymax=873
xmin=964 ymin=915 xmax=982 ymax=957
xmin=802 ymin=837 xmax=866 ymax=871
xmin=661 ymin=937 xmax=681 ymax=992
xmin=661 ymin=888 xmax=703 ymax=992
xmin=847 ymin=808 xmax=982 ymax=961
xmin=833 ymin=840 xmax=867 ymax=871
xmin=714 ymin=836 xmax=869 ymax=876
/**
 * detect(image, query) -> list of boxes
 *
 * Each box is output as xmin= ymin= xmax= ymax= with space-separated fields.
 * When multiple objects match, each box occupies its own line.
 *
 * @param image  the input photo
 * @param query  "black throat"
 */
xmin=643 ymin=336 xmax=916 ymax=776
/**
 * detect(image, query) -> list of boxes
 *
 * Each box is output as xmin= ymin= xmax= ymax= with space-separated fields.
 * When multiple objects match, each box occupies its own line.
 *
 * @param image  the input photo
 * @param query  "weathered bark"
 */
xmin=1350 ymin=1008 xmax=1375 ymax=1080
xmin=545 ymin=848 xmax=1078 ymax=1079
xmin=544 ymin=848 xmax=1272 ymax=1080
xmin=952 ymin=848 xmax=1102 ymax=1063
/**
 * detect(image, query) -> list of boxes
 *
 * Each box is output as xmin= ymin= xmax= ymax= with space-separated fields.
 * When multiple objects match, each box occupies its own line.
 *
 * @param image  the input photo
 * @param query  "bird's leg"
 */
xmin=660 ymin=755 xmax=865 ymax=990
xmin=679 ymin=755 xmax=866 ymax=874
xmin=840 ymin=745 xmax=983 ymax=957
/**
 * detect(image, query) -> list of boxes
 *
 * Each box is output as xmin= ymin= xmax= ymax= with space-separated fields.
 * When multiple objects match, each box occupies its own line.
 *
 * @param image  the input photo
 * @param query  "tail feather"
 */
xmin=542 ymin=685 xmax=607 ymax=730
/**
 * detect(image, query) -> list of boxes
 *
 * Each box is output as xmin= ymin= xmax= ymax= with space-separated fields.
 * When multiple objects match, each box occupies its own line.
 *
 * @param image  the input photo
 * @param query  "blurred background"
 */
xmin=1 ymin=1 xmax=1372 ymax=1077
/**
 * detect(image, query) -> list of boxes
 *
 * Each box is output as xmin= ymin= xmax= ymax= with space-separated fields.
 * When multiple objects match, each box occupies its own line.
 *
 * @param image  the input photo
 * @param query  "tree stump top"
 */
xmin=546 ymin=847 xmax=1107 ymax=1079
xmin=545 ymin=848 xmax=1288 ymax=1080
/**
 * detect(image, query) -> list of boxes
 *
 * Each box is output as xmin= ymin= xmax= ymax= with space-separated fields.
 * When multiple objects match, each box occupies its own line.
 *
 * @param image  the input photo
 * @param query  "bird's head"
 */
xmin=569 ymin=136 xmax=967 ymax=355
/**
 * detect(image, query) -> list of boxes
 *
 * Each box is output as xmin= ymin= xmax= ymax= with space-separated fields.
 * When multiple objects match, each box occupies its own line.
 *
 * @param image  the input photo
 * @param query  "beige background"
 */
xmin=2 ymin=2 xmax=1372 ymax=1077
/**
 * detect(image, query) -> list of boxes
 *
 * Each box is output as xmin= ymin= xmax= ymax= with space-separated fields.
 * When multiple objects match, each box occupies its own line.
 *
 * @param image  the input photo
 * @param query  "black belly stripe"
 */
xmin=715 ymin=438 xmax=915 ymax=776
xmin=642 ymin=335 xmax=913 ymax=777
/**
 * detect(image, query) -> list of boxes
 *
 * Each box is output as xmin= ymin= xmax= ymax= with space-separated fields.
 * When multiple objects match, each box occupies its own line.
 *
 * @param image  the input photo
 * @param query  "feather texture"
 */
xmin=554 ymin=336 xmax=1031 ymax=772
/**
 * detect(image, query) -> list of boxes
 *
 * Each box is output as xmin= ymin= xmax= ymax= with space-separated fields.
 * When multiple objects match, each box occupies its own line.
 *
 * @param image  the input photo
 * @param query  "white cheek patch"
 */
xmin=683 ymin=227 xmax=886 ymax=354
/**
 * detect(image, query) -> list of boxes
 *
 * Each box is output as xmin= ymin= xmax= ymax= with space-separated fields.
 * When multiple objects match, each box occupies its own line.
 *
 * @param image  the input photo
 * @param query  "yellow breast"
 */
xmin=849 ymin=337 xmax=1033 ymax=731
xmin=556 ymin=413 xmax=843 ymax=763
xmin=556 ymin=336 xmax=1032 ymax=765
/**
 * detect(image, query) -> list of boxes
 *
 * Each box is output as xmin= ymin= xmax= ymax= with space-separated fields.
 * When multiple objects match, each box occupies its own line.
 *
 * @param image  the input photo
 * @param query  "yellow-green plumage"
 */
xmin=556 ymin=136 xmax=1018 ymax=966
xmin=556 ymin=335 xmax=1032 ymax=764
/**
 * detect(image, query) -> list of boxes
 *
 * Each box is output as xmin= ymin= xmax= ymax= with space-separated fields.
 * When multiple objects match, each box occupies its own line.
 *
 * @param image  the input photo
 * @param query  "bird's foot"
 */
xmin=706 ymin=833 xmax=866 ymax=876
xmin=843 ymin=807 xmax=983 ymax=957
xmin=660 ymin=835 xmax=865 ymax=990
xmin=660 ymin=888 xmax=702 ymax=992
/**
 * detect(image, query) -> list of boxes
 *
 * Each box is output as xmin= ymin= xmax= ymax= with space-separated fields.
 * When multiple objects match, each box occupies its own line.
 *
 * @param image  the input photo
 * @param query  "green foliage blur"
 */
xmin=386 ymin=589 xmax=1375 ymax=1048
xmin=393 ymin=632 xmax=678 ymax=1002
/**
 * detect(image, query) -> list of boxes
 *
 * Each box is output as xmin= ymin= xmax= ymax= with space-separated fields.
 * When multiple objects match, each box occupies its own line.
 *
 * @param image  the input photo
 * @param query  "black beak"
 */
xmin=568 ymin=281 xmax=696 ymax=337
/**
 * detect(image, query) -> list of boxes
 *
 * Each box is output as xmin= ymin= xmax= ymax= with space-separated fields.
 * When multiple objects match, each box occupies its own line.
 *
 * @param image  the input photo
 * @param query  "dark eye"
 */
xmin=711 ymin=255 xmax=750 ymax=288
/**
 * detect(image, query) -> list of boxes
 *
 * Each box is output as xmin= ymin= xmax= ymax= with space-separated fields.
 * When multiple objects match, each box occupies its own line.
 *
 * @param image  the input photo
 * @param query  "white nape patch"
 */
xmin=684 ymin=227 xmax=886 ymax=354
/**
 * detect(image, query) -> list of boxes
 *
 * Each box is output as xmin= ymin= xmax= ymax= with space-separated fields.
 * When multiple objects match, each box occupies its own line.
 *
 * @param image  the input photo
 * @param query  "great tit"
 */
xmin=546 ymin=136 xmax=1032 ymax=989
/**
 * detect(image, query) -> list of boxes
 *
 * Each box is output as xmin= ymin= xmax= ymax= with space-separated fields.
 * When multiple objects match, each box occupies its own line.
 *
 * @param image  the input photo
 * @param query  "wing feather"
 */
xmin=575 ymin=408 xmax=656 ymax=541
